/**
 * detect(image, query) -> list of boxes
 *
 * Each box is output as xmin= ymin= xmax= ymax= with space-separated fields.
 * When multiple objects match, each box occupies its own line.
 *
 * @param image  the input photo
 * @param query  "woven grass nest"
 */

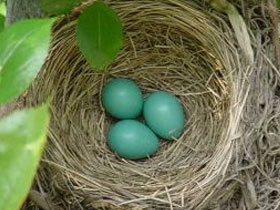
xmin=21 ymin=0 xmax=270 ymax=209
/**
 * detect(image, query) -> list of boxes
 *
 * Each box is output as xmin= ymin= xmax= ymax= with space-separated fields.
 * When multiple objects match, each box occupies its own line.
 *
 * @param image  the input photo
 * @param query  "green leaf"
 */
xmin=0 ymin=18 xmax=55 ymax=105
xmin=76 ymin=1 xmax=123 ymax=71
xmin=0 ymin=2 xmax=5 ymax=16
xmin=0 ymin=14 xmax=4 ymax=32
xmin=0 ymin=104 xmax=50 ymax=210
xmin=40 ymin=0 xmax=85 ymax=15
xmin=277 ymin=0 xmax=280 ymax=10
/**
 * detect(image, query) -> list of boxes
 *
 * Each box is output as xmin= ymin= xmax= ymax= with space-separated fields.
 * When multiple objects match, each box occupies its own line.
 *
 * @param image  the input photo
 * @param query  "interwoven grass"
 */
xmin=21 ymin=0 xmax=270 ymax=209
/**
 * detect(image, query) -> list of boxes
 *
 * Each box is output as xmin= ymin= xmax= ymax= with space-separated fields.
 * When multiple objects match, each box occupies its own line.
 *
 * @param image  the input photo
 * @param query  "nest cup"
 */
xmin=24 ymin=0 xmax=242 ymax=209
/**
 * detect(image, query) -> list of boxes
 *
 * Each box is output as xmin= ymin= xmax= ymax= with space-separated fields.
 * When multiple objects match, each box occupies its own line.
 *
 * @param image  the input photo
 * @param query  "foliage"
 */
xmin=0 ymin=18 xmax=53 ymax=210
xmin=0 ymin=0 xmax=123 ymax=209
xmin=0 ymin=105 xmax=49 ymax=210
xmin=0 ymin=19 xmax=54 ymax=105
xmin=76 ymin=1 xmax=123 ymax=71
xmin=0 ymin=2 xmax=5 ymax=16
xmin=0 ymin=14 xmax=4 ymax=32
xmin=0 ymin=1 xmax=5 ymax=32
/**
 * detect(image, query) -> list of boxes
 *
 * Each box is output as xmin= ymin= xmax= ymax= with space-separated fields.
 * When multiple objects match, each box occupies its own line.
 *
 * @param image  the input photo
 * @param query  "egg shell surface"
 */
xmin=143 ymin=91 xmax=185 ymax=140
xmin=102 ymin=78 xmax=143 ymax=119
xmin=107 ymin=120 xmax=160 ymax=160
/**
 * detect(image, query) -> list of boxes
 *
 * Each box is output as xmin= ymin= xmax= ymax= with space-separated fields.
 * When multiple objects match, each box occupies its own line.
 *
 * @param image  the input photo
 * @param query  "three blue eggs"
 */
xmin=102 ymin=78 xmax=186 ymax=160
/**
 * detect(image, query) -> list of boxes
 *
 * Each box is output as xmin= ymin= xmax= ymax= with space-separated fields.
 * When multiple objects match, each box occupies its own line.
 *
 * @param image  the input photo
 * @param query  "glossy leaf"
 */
xmin=40 ymin=0 xmax=85 ymax=15
xmin=0 ymin=105 xmax=50 ymax=210
xmin=0 ymin=14 xmax=4 ymax=32
xmin=0 ymin=18 xmax=55 ymax=105
xmin=76 ymin=1 xmax=123 ymax=71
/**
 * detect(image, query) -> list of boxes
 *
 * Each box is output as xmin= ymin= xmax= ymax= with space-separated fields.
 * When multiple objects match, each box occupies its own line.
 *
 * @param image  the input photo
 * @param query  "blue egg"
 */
xmin=102 ymin=78 xmax=143 ymax=119
xmin=107 ymin=120 xmax=159 ymax=160
xmin=143 ymin=91 xmax=185 ymax=140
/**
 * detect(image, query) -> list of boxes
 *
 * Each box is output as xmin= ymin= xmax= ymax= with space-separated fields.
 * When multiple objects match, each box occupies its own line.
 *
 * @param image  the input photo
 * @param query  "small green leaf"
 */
xmin=0 ymin=14 xmax=4 ymax=32
xmin=40 ymin=0 xmax=85 ymax=15
xmin=0 ymin=104 xmax=50 ymax=210
xmin=0 ymin=18 xmax=55 ymax=105
xmin=277 ymin=1 xmax=280 ymax=10
xmin=77 ymin=1 xmax=123 ymax=71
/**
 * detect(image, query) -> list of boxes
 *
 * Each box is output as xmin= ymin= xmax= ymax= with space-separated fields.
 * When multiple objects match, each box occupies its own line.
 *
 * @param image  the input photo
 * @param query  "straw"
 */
xmin=21 ymin=0 xmax=279 ymax=209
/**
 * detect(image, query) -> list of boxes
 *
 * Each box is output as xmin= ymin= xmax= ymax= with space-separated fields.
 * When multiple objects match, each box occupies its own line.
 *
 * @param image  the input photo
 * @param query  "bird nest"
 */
xmin=21 ymin=0 xmax=261 ymax=209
